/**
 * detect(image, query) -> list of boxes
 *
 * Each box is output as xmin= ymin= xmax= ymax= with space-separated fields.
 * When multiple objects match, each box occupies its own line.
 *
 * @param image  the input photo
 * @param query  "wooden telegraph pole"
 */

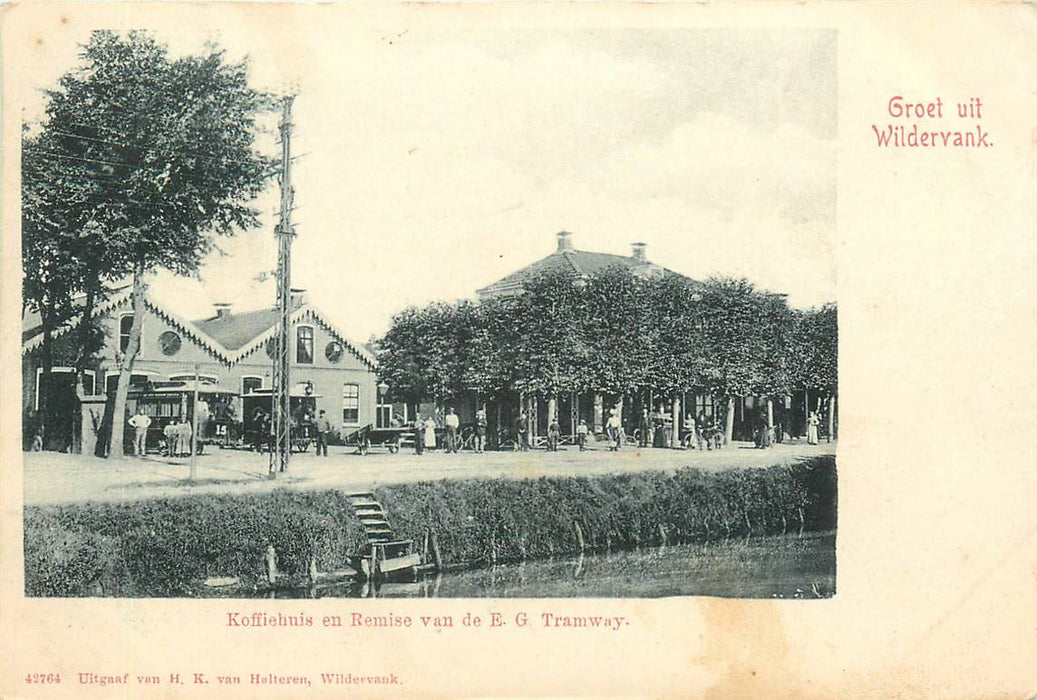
xmin=190 ymin=363 xmax=200 ymax=480
xmin=269 ymin=96 xmax=296 ymax=479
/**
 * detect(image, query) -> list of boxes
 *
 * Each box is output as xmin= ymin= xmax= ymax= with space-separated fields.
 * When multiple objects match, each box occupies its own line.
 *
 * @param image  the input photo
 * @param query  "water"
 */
xmin=280 ymin=532 xmax=835 ymax=599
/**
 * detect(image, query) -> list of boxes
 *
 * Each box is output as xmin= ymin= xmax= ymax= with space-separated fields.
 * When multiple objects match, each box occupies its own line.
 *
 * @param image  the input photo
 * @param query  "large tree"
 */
xmin=512 ymin=269 xmax=590 ymax=400
xmin=25 ymin=31 xmax=276 ymax=457
xmin=22 ymin=131 xmax=114 ymax=449
xmin=695 ymin=277 xmax=793 ymax=444
xmin=582 ymin=267 xmax=655 ymax=405
xmin=791 ymin=303 xmax=838 ymax=437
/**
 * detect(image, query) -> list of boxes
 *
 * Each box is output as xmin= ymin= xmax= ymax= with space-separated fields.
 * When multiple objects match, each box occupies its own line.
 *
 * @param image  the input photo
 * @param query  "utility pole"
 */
xmin=190 ymin=363 xmax=200 ymax=480
xmin=269 ymin=95 xmax=296 ymax=479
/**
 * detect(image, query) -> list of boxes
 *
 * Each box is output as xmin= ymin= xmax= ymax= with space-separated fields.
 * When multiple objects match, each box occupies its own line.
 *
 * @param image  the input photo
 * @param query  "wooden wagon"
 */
xmin=343 ymin=424 xmax=411 ymax=454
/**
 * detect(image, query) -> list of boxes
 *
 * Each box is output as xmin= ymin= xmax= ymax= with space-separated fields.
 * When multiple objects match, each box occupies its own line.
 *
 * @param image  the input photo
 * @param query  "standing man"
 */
xmin=697 ymin=410 xmax=710 ymax=451
xmin=547 ymin=416 xmax=561 ymax=452
xmin=314 ymin=409 xmax=331 ymax=457
xmin=196 ymin=398 xmax=210 ymax=444
xmin=638 ymin=408 xmax=652 ymax=448
xmin=576 ymin=419 xmax=589 ymax=451
xmin=606 ymin=408 xmax=622 ymax=452
xmin=444 ymin=407 xmax=460 ymax=453
xmin=128 ymin=407 xmax=151 ymax=457
xmin=414 ymin=411 xmax=424 ymax=455
xmin=474 ymin=408 xmax=488 ymax=453
xmin=516 ymin=412 xmax=529 ymax=452
xmin=163 ymin=419 xmax=178 ymax=457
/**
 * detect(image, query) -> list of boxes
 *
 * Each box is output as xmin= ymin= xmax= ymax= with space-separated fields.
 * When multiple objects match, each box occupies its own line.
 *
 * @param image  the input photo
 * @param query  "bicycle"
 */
xmin=495 ymin=428 xmax=518 ymax=452
xmin=457 ymin=426 xmax=477 ymax=451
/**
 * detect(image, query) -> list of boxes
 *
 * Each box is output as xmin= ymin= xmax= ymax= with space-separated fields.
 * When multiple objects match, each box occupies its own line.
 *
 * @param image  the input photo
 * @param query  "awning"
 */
xmin=168 ymin=373 xmax=220 ymax=383
xmin=241 ymin=387 xmax=323 ymax=399
xmin=152 ymin=381 xmax=237 ymax=396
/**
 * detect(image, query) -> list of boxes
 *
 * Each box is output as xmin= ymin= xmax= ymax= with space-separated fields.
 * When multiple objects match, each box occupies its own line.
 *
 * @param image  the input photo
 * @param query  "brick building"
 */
xmin=22 ymin=284 xmax=377 ymax=452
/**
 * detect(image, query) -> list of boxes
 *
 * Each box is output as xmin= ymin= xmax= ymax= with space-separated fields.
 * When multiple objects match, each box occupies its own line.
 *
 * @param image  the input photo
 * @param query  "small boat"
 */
xmin=356 ymin=540 xmax=421 ymax=581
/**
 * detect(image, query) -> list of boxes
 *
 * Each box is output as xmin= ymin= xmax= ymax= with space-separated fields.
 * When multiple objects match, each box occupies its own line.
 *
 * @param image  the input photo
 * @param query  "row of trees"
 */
xmin=23 ymin=31 xmax=276 ymax=456
xmin=377 ymin=268 xmax=838 ymax=438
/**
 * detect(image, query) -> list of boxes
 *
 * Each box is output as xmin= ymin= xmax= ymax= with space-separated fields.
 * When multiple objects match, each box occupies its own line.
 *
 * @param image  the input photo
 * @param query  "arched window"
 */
xmin=119 ymin=314 xmax=134 ymax=352
xmin=241 ymin=376 xmax=263 ymax=395
xmin=296 ymin=325 xmax=314 ymax=364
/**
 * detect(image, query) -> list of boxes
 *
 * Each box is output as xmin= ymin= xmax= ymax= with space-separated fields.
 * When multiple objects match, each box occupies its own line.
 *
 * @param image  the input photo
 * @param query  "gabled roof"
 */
xmin=226 ymin=302 xmax=377 ymax=370
xmin=476 ymin=247 xmax=694 ymax=298
xmin=23 ymin=286 xmax=377 ymax=369
xmin=193 ymin=297 xmax=305 ymax=351
xmin=22 ymin=285 xmax=237 ymax=364
xmin=22 ymin=284 xmax=133 ymax=347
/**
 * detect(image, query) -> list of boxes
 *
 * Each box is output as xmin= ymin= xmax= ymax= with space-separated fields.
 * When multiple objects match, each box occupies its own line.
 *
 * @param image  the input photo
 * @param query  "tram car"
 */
xmin=123 ymin=375 xmax=238 ymax=455
xmin=240 ymin=384 xmax=320 ymax=453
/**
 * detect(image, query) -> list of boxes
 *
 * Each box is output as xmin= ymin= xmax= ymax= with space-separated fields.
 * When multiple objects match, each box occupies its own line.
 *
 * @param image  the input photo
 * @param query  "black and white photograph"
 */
xmin=20 ymin=25 xmax=838 ymax=600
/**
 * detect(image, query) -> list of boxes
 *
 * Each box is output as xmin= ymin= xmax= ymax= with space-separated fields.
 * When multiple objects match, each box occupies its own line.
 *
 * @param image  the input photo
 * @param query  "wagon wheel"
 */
xmin=388 ymin=436 xmax=400 ymax=454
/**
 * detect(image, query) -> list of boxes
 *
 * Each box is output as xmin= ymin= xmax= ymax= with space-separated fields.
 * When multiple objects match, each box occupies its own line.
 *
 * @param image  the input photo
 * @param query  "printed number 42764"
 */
xmin=26 ymin=674 xmax=62 ymax=683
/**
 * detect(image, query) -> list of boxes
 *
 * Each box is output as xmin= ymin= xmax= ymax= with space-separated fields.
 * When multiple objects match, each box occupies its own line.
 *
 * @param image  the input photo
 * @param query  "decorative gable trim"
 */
xmin=21 ymin=287 xmax=133 ymax=355
xmin=140 ymin=297 xmax=235 ymax=365
xmin=229 ymin=303 xmax=378 ymax=369
xmin=23 ymin=287 xmax=235 ymax=364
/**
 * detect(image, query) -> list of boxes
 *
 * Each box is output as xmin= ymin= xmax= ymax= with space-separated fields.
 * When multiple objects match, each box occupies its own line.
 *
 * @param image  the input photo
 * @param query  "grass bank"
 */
xmin=24 ymin=455 xmax=835 ymax=597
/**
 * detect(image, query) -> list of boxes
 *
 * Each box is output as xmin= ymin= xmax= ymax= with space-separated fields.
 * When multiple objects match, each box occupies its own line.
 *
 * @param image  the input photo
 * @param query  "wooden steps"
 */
xmin=344 ymin=492 xmax=418 ymax=579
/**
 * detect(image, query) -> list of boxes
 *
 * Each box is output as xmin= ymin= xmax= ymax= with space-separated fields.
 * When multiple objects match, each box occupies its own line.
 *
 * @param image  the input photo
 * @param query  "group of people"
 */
xmin=413 ymin=407 xmax=489 ymax=454
xmin=161 ymin=416 xmax=195 ymax=457
xmin=514 ymin=411 xmax=582 ymax=451
xmin=248 ymin=406 xmax=333 ymax=456
xmin=126 ymin=407 xmax=198 ymax=458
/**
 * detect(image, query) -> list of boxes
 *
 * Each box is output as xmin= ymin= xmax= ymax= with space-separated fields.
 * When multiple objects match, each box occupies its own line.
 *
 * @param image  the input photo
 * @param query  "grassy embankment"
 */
xmin=24 ymin=455 xmax=836 ymax=597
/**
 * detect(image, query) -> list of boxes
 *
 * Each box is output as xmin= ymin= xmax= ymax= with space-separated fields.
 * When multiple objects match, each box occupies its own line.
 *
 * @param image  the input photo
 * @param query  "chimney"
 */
xmin=290 ymin=288 xmax=306 ymax=306
xmin=213 ymin=303 xmax=232 ymax=319
xmin=631 ymin=242 xmax=647 ymax=262
xmin=556 ymin=231 xmax=573 ymax=252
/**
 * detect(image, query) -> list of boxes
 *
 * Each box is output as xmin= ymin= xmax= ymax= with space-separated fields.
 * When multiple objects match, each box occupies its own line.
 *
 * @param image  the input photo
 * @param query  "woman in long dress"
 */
xmin=807 ymin=411 xmax=820 ymax=445
xmin=423 ymin=415 xmax=437 ymax=450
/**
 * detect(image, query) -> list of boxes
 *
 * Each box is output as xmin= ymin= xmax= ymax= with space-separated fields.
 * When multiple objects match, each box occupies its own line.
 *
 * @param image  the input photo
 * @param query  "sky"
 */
xmin=22 ymin=23 xmax=836 ymax=345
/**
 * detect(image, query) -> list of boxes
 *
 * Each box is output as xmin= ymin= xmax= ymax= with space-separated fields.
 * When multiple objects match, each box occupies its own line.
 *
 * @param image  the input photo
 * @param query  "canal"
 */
xmin=273 ymin=531 xmax=835 ymax=599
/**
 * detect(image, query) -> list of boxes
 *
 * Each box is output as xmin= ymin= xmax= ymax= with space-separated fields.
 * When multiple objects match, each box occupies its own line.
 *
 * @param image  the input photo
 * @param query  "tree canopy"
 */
xmin=24 ymin=30 xmax=276 ymax=283
xmin=377 ymin=267 xmax=838 ymax=406
xmin=23 ymin=30 xmax=277 ymax=455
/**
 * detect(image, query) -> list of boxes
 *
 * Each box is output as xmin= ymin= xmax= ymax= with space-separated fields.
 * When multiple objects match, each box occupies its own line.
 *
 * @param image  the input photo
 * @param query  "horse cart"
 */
xmin=344 ymin=424 xmax=411 ymax=455
xmin=240 ymin=386 xmax=321 ymax=453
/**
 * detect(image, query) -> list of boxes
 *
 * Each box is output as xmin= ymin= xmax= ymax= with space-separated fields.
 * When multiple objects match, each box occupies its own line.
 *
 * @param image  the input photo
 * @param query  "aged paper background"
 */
xmin=2 ymin=2 xmax=1034 ymax=697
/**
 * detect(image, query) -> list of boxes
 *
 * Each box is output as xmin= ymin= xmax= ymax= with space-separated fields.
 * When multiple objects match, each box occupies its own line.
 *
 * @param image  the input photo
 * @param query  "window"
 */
xmin=342 ymin=383 xmax=360 ymax=424
xmin=119 ymin=315 xmax=134 ymax=352
xmin=376 ymin=404 xmax=391 ymax=429
xmin=376 ymin=400 xmax=406 ymax=428
xmin=34 ymin=367 xmax=91 ymax=410
xmin=325 ymin=341 xmax=344 ymax=363
xmin=693 ymin=394 xmax=716 ymax=419
xmin=241 ymin=376 xmax=262 ymax=395
xmin=158 ymin=330 xmax=181 ymax=356
xmin=297 ymin=326 xmax=314 ymax=364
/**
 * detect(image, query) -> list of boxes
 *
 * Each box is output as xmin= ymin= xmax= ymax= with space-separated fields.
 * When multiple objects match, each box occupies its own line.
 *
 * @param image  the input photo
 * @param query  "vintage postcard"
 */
xmin=1 ymin=2 xmax=1034 ymax=697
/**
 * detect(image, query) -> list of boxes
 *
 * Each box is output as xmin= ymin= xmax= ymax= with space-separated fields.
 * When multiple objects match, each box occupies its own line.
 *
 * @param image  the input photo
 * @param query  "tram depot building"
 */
xmin=21 ymin=284 xmax=378 ymax=454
